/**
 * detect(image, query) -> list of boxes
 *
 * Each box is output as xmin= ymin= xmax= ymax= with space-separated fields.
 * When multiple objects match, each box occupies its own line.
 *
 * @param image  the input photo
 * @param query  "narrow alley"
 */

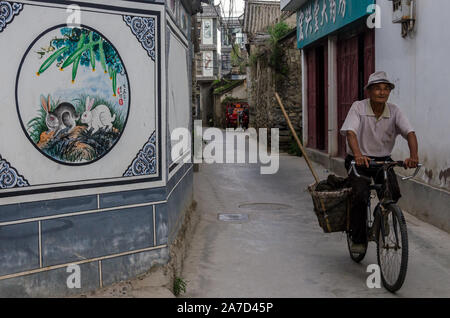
xmin=1 ymin=0 xmax=450 ymax=301
xmin=181 ymin=130 xmax=450 ymax=298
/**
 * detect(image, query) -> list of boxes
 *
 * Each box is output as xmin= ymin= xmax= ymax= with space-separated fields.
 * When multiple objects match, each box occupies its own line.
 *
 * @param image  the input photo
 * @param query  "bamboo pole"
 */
xmin=275 ymin=92 xmax=321 ymax=184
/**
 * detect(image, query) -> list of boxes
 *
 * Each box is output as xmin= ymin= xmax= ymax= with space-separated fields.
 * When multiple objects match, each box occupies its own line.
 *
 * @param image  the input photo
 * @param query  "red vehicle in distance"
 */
xmin=226 ymin=102 xmax=249 ymax=129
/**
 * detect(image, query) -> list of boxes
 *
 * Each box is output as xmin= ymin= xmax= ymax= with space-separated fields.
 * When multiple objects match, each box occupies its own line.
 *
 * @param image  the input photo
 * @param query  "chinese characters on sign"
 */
xmin=297 ymin=0 xmax=374 ymax=48
xmin=298 ymin=0 xmax=347 ymax=42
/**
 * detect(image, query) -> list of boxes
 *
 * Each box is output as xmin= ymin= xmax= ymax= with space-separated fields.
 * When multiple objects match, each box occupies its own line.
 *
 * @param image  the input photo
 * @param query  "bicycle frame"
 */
xmin=348 ymin=160 xmax=422 ymax=242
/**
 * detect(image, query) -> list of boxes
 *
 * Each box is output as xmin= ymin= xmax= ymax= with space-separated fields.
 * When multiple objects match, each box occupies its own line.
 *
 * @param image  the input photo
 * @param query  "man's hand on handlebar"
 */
xmin=349 ymin=159 xmax=423 ymax=181
xmin=404 ymin=157 xmax=419 ymax=169
xmin=354 ymin=154 xmax=371 ymax=168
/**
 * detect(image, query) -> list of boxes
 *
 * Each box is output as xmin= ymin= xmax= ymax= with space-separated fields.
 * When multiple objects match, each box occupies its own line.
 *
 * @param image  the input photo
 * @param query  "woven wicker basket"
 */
xmin=308 ymin=183 xmax=352 ymax=233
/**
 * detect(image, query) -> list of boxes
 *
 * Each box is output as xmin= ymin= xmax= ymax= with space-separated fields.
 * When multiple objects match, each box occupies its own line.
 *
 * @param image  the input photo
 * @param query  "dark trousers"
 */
xmin=344 ymin=155 xmax=402 ymax=244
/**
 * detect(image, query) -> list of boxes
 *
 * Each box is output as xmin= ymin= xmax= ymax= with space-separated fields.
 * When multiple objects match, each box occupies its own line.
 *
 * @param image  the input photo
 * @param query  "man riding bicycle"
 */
xmin=340 ymin=71 xmax=419 ymax=253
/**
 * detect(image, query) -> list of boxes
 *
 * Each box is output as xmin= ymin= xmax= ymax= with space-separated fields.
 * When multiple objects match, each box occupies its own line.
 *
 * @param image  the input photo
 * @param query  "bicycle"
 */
xmin=346 ymin=160 xmax=422 ymax=292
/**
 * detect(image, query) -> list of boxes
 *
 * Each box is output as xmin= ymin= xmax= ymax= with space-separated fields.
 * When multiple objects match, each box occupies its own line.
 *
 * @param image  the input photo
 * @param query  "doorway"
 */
xmin=337 ymin=28 xmax=375 ymax=157
xmin=306 ymin=42 xmax=328 ymax=152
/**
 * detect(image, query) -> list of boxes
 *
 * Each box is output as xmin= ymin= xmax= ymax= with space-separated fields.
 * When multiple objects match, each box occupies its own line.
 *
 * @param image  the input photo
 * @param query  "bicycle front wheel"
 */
xmin=376 ymin=204 xmax=408 ymax=293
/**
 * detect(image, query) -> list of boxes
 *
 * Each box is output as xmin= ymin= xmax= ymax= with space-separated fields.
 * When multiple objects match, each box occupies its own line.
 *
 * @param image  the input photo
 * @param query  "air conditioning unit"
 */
xmin=392 ymin=0 xmax=413 ymax=23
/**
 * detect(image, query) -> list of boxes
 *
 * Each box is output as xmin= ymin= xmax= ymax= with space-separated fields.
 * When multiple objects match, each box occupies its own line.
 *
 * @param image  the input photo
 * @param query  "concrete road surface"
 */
xmin=181 ymin=129 xmax=450 ymax=297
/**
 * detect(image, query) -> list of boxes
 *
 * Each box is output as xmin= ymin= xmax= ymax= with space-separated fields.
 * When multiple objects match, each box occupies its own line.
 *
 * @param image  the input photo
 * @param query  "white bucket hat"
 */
xmin=364 ymin=71 xmax=395 ymax=90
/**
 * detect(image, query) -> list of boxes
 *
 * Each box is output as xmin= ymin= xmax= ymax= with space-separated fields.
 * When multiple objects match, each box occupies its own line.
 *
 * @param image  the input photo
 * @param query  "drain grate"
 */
xmin=218 ymin=213 xmax=249 ymax=222
xmin=238 ymin=203 xmax=291 ymax=211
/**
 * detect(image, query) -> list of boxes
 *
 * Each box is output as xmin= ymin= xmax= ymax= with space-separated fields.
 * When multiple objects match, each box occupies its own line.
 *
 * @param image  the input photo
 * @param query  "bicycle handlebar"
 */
xmin=348 ymin=160 xmax=422 ymax=181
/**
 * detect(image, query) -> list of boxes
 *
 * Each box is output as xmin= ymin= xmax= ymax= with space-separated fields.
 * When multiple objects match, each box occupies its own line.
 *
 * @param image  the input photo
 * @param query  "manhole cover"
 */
xmin=218 ymin=213 xmax=249 ymax=222
xmin=238 ymin=203 xmax=291 ymax=211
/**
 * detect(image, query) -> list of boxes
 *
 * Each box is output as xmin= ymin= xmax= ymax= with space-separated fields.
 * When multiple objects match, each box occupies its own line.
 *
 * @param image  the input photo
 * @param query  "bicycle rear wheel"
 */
xmin=376 ymin=204 xmax=408 ymax=292
xmin=346 ymin=232 xmax=367 ymax=263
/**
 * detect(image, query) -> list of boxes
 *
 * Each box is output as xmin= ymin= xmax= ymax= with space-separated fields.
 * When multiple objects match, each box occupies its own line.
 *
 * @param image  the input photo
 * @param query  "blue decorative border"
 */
xmin=123 ymin=15 xmax=156 ymax=61
xmin=124 ymin=131 xmax=157 ymax=177
xmin=0 ymin=1 xmax=23 ymax=33
xmin=0 ymin=155 xmax=29 ymax=189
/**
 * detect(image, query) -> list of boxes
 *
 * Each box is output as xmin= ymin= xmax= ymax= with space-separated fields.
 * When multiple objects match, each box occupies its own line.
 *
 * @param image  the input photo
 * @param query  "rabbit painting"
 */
xmin=41 ymin=95 xmax=79 ymax=137
xmin=81 ymin=96 xmax=116 ymax=134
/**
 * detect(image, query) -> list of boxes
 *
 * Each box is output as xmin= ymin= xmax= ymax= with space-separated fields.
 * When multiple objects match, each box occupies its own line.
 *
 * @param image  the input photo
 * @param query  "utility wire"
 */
xmin=220 ymin=0 xmax=245 ymax=61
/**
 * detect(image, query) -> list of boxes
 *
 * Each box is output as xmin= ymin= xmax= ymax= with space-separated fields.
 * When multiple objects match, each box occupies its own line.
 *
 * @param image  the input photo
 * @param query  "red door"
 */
xmin=337 ymin=36 xmax=359 ymax=157
xmin=337 ymin=29 xmax=375 ymax=157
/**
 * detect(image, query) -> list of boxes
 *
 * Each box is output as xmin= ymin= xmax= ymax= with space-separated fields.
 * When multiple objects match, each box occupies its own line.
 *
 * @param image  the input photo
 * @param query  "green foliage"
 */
xmin=213 ymin=79 xmax=244 ymax=95
xmin=37 ymin=27 xmax=123 ymax=94
xmin=27 ymin=109 xmax=48 ymax=144
xmin=249 ymin=53 xmax=259 ymax=66
xmin=113 ymin=111 xmax=127 ymax=133
xmin=173 ymin=277 xmax=187 ymax=296
xmin=231 ymin=44 xmax=240 ymax=66
xmin=287 ymin=136 xmax=303 ymax=157
xmin=267 ymin=22 xmax=291 ymax=46
xmin=54 ymin=28 xmax=123 ymax=74
xmin=230 ymin=44 xmax=247 ymax=74
xmin=266 ymin=22 xmax=292 ymax=76
xmin=221 ymin=96 xmax=240 ymax=105
xmin=212 ymin=79 xmax=229 ymax=93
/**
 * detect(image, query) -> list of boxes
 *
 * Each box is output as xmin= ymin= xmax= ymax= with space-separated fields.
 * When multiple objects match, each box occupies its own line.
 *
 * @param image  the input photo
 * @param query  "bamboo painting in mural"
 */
xmin=17 ymin=26 xmax=130 ymax=165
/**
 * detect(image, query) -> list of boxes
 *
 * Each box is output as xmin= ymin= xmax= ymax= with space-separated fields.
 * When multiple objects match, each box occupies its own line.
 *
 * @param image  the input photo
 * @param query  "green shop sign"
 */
xmin=297 ymin=0 xmax=375 ymax=49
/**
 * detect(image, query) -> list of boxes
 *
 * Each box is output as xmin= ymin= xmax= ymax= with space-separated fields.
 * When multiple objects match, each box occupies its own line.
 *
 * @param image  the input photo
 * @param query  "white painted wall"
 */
xmin=168 ymin=30 xmax=190 ymax=164
xmin=376 ymin=0 xmax=450 ymax=191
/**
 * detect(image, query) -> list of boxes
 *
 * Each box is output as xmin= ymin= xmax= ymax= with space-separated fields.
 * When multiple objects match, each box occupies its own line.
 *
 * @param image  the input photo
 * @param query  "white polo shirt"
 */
xmin=340 ymin=99 xmax=414 ymax=157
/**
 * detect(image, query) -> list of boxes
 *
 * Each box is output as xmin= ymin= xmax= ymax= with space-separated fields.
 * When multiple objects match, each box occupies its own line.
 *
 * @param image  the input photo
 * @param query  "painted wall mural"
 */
xmin=203 ymin=51 xmax=213 ymax=77
xmin=16 ymin=26 xmax=130 ymax=165
xmin=0 ymin=1 xmax=163 ymax=202
xmin=202 ymin=19 xmax=213 ymax=45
